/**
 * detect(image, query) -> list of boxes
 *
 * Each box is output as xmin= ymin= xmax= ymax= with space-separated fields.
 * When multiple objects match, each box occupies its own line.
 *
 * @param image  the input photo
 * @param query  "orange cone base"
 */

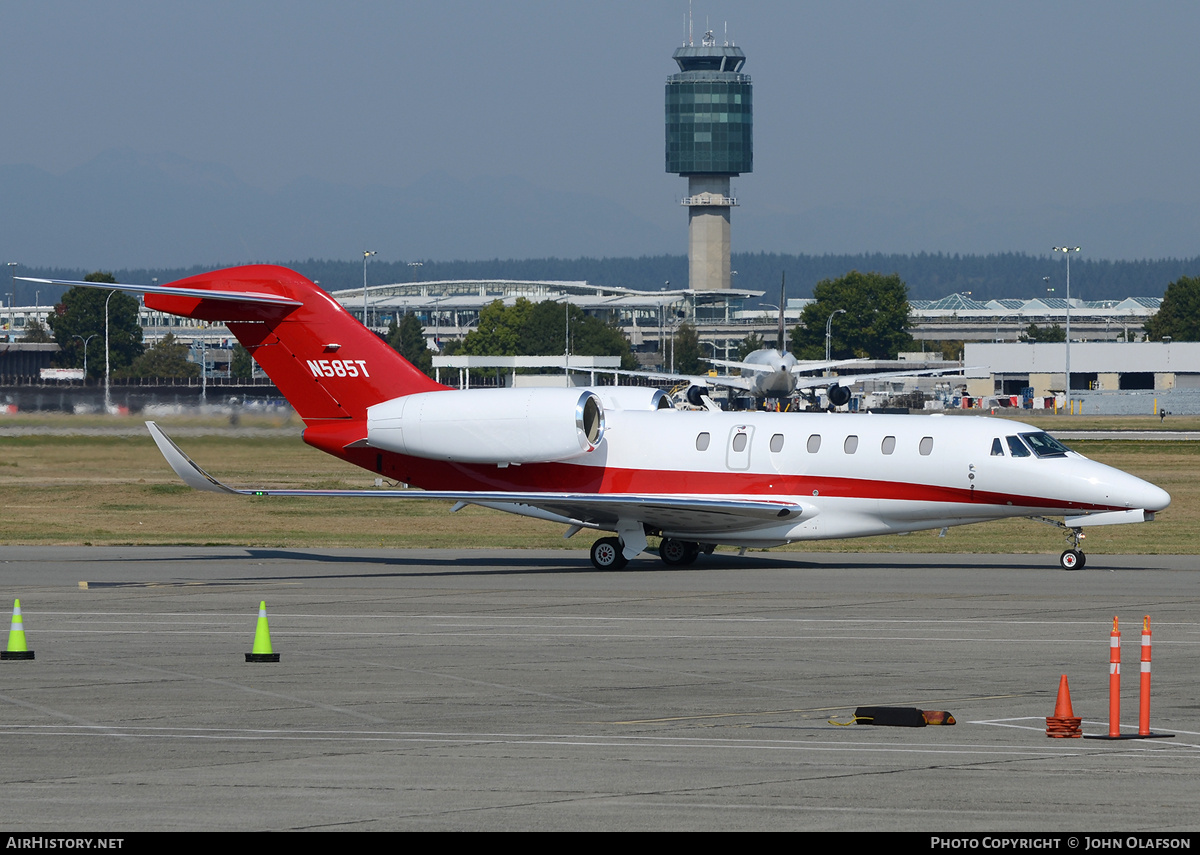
xmin=1046 ymin=716 xmax=1082 ymax=738
xmin=1084 ymin=731 xmax=1174 ymax=740
xmin=245 ymin=652 xmax=280 ymax=662
xmin=1 ymin=650 xmax=34 ymax=660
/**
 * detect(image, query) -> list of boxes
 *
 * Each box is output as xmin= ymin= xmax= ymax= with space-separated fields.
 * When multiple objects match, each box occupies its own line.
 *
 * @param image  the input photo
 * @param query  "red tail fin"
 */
xmin=145 ymin=265 xmax=446 ymax=422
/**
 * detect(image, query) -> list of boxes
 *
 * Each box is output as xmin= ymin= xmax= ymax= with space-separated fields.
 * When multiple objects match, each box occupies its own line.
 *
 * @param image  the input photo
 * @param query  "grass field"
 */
xmin=1 ymin=413 xmax=1196 ymax=556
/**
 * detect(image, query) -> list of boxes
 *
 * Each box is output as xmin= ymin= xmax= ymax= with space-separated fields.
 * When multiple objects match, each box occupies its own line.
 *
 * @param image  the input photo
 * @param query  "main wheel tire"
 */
xmin=591 ymin=537 xmax=628 ymax=570
xmin=1060 ymin=548 xmax=1084 ymax=570
xmin=660 ymin=538 xmax=700 ymax=566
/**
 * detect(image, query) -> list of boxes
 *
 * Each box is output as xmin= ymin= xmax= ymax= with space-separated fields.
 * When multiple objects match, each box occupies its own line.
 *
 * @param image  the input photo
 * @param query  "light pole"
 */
xmin=994 ymin=314 xmax=1018 ymax=342
xmin=103 ymin=289 xmax=117 ymax=413
xmin=1052 ymin=246 xmax=1080 ymax=412
xmin=72 ymin=334 xmax=98 ymax=377
xmin=825 ymin=308 xmax=846 ymax=365
xmin=6 ymin=262 xmax=16 ymax=342
xmin=362 ymin=250 xmax=377 ymax=327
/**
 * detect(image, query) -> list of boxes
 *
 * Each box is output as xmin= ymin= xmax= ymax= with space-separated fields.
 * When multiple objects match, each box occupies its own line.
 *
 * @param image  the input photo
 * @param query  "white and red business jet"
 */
xmin=27 ymin=266 xmax=1170 ymax=571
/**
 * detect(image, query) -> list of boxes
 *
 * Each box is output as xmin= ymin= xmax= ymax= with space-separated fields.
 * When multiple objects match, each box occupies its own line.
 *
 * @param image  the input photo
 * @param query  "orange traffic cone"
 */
xmin=1046 ymin=674 xmax=1082 ymax=737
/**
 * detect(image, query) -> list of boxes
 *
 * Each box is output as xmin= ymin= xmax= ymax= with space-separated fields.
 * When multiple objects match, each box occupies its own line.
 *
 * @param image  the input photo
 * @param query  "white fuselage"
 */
xmin=555 ymin=408 xmax=1169 ymax=546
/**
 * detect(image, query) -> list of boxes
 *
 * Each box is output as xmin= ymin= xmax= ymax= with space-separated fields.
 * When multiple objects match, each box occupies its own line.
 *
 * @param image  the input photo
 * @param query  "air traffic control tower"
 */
xmin=666 ymin=29 xmax=752 ymax=291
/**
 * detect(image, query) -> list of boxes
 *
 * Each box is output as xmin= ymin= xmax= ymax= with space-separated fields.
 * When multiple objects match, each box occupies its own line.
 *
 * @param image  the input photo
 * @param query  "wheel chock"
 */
xmin=829 ymin=706 xmax=956 ymax=727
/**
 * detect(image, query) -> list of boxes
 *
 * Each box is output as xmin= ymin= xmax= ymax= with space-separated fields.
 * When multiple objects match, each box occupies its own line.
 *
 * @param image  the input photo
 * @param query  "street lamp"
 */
xmin=6 ymin=263 xmax=16 ymax=342
xmin=103 ymin=289 xmax=117 ymax=413
xmin=1052 ymin=246 xmax=1081 ymax=413
xmin=72 ymin=334 xmax=99 ymax=377
xmin=825 ymin=308 xmax=846 ymax=365
xmin=362 ymin=250 xmax=377 ymax=327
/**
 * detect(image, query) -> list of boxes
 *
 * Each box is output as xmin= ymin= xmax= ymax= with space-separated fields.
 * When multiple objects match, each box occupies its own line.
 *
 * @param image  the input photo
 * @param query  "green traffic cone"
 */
xmin=245 ymin=600 xmax=280 ymax=662
xmin=2 ymin=598 xmax=34 ymax=660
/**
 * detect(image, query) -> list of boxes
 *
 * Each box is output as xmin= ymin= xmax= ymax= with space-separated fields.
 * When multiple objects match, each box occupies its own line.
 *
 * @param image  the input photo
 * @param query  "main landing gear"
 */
xmin=659 ymin=538 xmax=700 ymax=566
xmin=590 ymin=537 xmax=628 ymax=570
xmin=587 ymin=536 xmax=715 ymax=570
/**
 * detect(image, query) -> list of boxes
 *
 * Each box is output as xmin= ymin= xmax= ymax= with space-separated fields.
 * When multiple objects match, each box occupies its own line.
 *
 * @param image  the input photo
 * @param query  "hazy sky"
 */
xmin=4 ymin=0 xmax=1199 ymax=261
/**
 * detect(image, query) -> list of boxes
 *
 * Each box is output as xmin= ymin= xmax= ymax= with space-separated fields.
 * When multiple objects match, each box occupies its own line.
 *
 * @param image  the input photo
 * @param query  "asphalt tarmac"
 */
xmin=0 ymin=546 xmax=1197 ymax=832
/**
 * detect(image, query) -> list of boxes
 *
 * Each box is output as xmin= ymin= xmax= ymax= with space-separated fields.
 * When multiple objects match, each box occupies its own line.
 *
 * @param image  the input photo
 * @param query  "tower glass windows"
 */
xmin=665 ymin=78 xmax=752 ymax=175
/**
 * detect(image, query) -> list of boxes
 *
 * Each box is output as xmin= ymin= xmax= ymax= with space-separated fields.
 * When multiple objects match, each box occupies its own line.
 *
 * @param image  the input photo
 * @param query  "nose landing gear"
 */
xmin=1059 ymin=548 xmax=1086 ymax=570
xmin=1035 ymin=517 xmax=1087 ymax=570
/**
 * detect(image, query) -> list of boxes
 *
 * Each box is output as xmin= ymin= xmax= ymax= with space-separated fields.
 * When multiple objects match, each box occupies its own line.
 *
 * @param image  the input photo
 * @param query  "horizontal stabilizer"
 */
xmin=19 ymin=276 xmax=302 ymax=322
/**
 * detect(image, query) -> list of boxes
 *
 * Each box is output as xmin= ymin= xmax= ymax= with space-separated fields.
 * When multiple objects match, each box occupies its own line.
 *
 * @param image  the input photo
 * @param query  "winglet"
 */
xmin=145 ymin=421 xmax=239 ymax=494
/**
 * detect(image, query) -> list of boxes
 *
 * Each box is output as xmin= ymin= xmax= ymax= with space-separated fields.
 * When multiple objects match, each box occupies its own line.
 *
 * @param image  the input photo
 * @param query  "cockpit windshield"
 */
xmin=1019 ymin=432 xmax=1071 ymax=458
xmin=1006 ymin=435 xmax=1031 ymax=457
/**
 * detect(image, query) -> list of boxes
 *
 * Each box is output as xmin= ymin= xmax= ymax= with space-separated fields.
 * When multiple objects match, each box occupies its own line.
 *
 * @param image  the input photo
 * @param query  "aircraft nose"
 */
xmin=1138 ymin=481 xmax=1171 ymax=513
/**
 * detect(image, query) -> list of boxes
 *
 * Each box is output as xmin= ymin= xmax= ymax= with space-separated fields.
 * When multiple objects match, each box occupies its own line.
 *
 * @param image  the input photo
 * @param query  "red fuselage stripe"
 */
xmin=326 ymin=442 xmax=1124 ymax=514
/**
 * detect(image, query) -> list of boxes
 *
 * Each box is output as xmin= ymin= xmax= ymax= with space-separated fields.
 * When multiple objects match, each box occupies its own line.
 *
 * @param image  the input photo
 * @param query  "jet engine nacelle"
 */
xmin=589 ymin=386 xmax=673 ymax=411
xmin=366 ymin=388 xmax=605 ymax=464
xmin=827 ymin=384 xmax=852 ymax=407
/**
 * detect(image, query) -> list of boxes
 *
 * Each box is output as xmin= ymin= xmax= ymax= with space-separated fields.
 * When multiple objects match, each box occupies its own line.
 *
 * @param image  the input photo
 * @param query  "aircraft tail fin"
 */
xmin=778 ymin=272 xmax=786 ymax=352
xmin=143 ymin=265 xmax=447 ymax=421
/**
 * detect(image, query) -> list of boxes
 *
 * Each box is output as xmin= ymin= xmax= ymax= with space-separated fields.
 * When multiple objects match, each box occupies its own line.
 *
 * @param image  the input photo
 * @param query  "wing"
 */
xmin=707 ymin=357 xmax=863 ymax=375
xmin=568 ymin=366 xmax=757 ymax=392
xmin=796 ymin=365 xmax=970 ymax=391
xmin=145 ymin=422 xmax=815 ymax=536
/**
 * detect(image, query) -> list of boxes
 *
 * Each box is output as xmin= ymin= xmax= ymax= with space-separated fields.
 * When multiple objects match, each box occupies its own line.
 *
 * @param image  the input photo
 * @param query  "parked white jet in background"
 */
xmin=25 ymin=267 xmax=1170 ymax=572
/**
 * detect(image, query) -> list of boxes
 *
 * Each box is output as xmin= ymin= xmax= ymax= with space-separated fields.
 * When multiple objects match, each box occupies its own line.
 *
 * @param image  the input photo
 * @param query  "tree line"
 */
xmin=29 ymin=271 xmax=1200 ymax=382
xmin=11 ymin=252 xmax=1197 ymax=309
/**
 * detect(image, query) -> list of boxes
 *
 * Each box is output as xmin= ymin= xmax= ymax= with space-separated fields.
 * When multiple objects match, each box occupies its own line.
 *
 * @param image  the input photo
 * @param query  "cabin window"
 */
xmin=919 ymin=436 xmax=934 ymax=456
xmin=844 ymin=435 xmax=859 ymax=454
xmin=881 ymin=436 xmax=896 ymax=455
xmin=769 ymin=433 xmax=785 ymax=453
xmin=991 ymin=437 xmax=1005 ymax=456
xmin=1006 ymin=435 xmax=1031 ymax=458
xmin=695 ymin=432 xmax=710 ymax=451
xmin=807 ymin=434 xmax=822 ymax=453
xmin=732 ymin=432 xmax=748 ymax=452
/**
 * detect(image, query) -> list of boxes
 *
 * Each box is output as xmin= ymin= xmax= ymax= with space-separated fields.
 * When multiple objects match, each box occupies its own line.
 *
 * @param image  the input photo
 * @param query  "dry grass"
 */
xmin=1 ymin=419 xmax=1196 ymax=555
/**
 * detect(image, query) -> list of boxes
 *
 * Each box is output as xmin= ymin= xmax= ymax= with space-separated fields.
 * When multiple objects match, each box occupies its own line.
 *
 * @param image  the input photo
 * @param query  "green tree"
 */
xmin=789 ymin=270 xmax=914 ymax=360
xmin=119 ymin=333 xmax=201 ymax=380
xmin=1019 ymin=323 xmax=1066 ymax=343
xmin=18 ymin=318 xmax=54 ymax=343
xmin=671 ymin=322 xmax=704 ymax=375
xmin=230 ymin=343 xmax=254 ymax=380
xmin=460 ymin=299 xmax=531 ymax=356
xmin=736 ymin=332 xmax=765 ymax=360
xmin=387 ymin=313 xmax=433 ymax=376
xmin=47 ymin=272 xmax=144 ymax=379
xmin=459 ymin=298 xmax=636 ymax=370
xmin=1145 ymin=275 xmax=1200 ymax=341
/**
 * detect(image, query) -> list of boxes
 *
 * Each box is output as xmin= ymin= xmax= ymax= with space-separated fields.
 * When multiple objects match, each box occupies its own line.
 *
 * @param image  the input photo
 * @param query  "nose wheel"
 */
xmin=1059 ymin=548 xmax=1086 ymax=570
xmin=1034 ymin=517 xmax=1088 ymax=570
